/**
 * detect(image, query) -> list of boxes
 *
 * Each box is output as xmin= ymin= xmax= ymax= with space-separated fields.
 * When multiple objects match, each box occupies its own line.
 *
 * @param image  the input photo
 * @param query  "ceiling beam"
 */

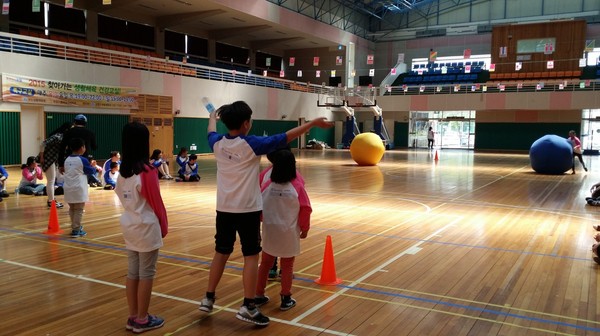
xmin=250 ymin=37 xmax=304 ymax=50
xmin=208 ymin=25 xmax=271 ymax=40
xmin=157 ymin=9 xmax=225 ymax=29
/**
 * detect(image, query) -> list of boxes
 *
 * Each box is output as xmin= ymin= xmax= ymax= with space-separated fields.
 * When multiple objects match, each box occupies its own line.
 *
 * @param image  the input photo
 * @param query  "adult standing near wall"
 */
xmin=568 ymin=130 xmax=588 ymax=174
xmin=60 ymin=114 xmax=97 ymax=167
xmin=427 ymin=126 xmax=435 ymax=149
xmin=40 ymin=122 xmax=72 ymax=208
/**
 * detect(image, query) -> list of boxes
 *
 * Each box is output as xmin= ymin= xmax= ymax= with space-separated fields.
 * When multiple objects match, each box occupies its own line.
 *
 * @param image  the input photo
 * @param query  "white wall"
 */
xmin=0 ymin=52 xmax=335 ymax=156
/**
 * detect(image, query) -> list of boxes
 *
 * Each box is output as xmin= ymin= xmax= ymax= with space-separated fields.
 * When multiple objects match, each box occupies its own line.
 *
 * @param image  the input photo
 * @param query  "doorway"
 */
xmin=409 ymin=110 xmax=475 ymax=149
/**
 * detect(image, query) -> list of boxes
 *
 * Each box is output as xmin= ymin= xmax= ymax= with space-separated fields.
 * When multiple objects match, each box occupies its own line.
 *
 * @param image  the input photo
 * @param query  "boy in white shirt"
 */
xmin=63 ymin=138 xmax=96 ymax=237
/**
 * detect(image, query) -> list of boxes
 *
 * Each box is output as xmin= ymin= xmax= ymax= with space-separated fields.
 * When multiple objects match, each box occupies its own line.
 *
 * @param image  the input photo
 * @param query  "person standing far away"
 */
xmin=427 ymin=126 xmax=435 ymax=149
xmin=59 ymin=114 xmax=97 ymax=170
xmin=568 ymin=130 xmax=588 ymax=174
xmin=198 ymin=100 xmax=332 ymax=326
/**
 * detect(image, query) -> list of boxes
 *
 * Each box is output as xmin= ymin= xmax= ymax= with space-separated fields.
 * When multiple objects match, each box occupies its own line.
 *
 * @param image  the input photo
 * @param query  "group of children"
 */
xmin=112 ymin=100 xmax=332 ymax=333
xmin=1 ymin=101 xmax=331 ymax=333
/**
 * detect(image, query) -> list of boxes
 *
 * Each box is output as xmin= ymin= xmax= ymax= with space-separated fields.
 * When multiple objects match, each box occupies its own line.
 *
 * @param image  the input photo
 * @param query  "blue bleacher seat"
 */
xmin=466 ymin=62 xmax=471 ymax=66
xmin=451 ymin=62 xmax=457 ymax=67
xmin=458 ymin=62 xmax=464 ymax=67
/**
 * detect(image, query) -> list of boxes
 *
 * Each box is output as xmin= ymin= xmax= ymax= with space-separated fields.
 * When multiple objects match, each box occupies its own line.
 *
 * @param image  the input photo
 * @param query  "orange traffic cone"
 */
xmin=315 ymin=235 xmax=342 ymax=285
xmin=44 ymin=200 xmax=64 ymax=235
xmin=434 ymin=150 xmax=439 ymax=161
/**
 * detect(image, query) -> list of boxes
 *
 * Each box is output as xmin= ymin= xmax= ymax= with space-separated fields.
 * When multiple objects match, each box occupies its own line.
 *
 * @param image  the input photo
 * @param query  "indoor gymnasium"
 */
xmin=2 ymin=1 xmax=600 ymax=335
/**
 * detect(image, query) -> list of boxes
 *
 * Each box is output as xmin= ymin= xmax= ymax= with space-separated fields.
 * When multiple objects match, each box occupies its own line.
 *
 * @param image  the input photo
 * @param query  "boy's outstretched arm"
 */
xmin=286 ymin=117 xmax=333 ymax=143
xmin=207 ymin=110 xmax=217 ymax=133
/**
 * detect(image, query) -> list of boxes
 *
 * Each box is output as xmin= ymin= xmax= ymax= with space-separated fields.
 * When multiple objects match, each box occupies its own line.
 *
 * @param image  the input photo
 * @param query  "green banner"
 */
xmin=32 ymin=0 xmax=40 ymax=12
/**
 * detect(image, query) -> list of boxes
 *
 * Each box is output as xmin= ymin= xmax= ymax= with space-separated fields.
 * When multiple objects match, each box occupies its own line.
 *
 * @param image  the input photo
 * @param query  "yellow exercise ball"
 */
xmin=350 ymin=133 xmax=385 ymax=166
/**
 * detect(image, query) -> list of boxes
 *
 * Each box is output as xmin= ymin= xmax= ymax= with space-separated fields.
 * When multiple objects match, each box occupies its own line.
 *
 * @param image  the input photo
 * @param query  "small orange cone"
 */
xmin=434 ymin=150 xmax=439 ymax=161
xmin=44 ymin=200 xmax=64 ymax=235
xmin=315 ymin=235 xmax=342 ymax=285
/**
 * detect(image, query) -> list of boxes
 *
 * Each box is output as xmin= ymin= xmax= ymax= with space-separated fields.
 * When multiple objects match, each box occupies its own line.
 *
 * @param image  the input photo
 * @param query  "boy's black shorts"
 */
xmin=215 ymin=210 xmax=262 ymax=256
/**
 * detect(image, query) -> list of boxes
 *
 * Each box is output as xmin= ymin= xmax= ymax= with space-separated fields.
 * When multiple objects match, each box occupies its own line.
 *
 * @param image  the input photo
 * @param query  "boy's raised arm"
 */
xmin=207 ymin=111 xmax=217 ymax=133
xmin=286 ymin=117 xmax=333 ymax=143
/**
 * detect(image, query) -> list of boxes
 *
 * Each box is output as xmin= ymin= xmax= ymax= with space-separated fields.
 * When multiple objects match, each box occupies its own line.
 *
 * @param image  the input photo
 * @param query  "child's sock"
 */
xmin=135 ymin=315 xmax=148 ymax=324
xmin=206 ymin=291 xmax=215 ymax=299
xmin=243 ymin=297 xmax=256 ymax=309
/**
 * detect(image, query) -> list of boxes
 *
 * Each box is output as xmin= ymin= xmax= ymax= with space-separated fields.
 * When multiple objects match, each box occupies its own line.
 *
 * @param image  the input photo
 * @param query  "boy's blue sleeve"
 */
xmin=103 ymin=169 xmax=111 ymax=182
xmin=0 ymin=165 xmax=8 ymax=178
xmin=207 ymin=132 xmax=223 ymax=152
xmin=80 ymin=157 xmax=96 ymax=175
xmin=245 ymin=133 xmax=287 ymax=156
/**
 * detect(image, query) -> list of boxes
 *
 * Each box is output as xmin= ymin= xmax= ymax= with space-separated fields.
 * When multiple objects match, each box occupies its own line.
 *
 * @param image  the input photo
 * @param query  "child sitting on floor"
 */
xmin=177 ymin=154 xmax=200 ymax=182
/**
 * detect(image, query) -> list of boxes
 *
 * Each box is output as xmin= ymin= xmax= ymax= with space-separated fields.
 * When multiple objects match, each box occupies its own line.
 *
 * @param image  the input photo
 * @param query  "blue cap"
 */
xmin=74 ymin=114 xmax=87 ymax=122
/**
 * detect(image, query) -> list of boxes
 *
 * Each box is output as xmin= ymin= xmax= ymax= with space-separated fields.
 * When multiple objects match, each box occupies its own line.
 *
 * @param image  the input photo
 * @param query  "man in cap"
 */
xmin=59 ymin=114 xmax=97 ymax=169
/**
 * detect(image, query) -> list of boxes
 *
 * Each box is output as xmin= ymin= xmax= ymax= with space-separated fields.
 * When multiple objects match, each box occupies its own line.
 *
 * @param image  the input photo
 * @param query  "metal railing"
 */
xmin=2 ymin=32 xmax=598 ymax=100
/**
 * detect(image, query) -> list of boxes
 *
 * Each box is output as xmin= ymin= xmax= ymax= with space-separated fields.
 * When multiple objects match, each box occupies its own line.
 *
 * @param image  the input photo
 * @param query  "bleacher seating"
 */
xmin=404 ymin=61 xmax=483 ymax=85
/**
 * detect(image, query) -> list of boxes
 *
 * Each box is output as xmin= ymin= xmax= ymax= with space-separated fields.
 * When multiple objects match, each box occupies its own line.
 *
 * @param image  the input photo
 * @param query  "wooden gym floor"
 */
xmin=2 ymin=149 xmax=600 ymax=336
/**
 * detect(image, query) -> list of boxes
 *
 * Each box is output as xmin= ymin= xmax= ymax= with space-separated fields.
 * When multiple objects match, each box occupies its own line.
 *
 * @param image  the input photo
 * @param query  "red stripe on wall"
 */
xmin=485 ymin=94 xmax=506 ymax=109
xmin=549 ymin=92 xmax=572 ymax=110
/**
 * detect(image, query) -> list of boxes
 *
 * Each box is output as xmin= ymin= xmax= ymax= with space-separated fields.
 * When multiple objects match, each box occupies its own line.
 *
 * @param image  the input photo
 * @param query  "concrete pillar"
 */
xmin=208 ymin=38 xmax=216 ymax=64
xmin=85 ymin=10 xmax=98 ymax=43
xmin=154 ymin=26 xmax=165 ymax=58
xmin=249 ymin=49 xmax=256 ymax=71
xmin=0 ymin=13 xmax=9 ymax=33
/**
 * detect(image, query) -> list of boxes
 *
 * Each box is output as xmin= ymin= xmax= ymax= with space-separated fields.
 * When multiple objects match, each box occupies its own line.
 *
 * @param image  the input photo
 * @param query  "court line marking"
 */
xmin=2 ymin=226 xmax=599 ymax=330
xmin=292 ymin=216 xmax=461 ymax=324
xmin=290 ymin=284 xmax=580 ymax=336
xmin=0 ymin=258 xmax=353 ymax=336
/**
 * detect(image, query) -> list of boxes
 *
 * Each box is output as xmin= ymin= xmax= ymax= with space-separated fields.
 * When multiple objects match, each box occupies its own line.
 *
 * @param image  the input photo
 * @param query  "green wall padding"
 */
xmin=475 ymin=123 xmax=580 ymax=151
xmin=394 ymin=122 xmax=409 ymax=148
xmin=173 ymin=117 xmax=210 ymax=154
xmin=45 ymin=112 xmax=129 ymax=160
xmin=174 ymin=118 xmax=299 ymax=154
xmin=306 ymin=127 xmax=334 ymax=148
xmin=0 ymin=111 xmax=21 ymax=165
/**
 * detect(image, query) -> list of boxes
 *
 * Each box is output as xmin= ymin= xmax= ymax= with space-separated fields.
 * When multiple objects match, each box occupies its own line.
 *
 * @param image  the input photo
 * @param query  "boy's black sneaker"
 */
xmin=254 ymin=295 xmax=270 ymax=306
xmin=236 ymin=306 xmax=269 ymax=326
xmin=199 ymin=297 xmax=214 ymax=312
xmin=280 ymin=295 xmax=296 ymax=311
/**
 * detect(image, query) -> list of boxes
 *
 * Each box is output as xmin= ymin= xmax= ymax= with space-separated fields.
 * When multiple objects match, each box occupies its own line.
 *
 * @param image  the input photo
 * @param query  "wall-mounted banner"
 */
xmin=313 ymin=57 xmax=319 ymax=66
xmin=65 ymin=0 xmax=73 ymax=8
xmin=279 ymin=70 xmax=284 ymax=78
xmin=2 ymin=73 xmax=138 ymax=109
xmin=289 ymin=57 xmax=295 ymax=66
xmin=2 ymin=0 xmax=9 ymax=15
xmin=331 ymin=70 xmax=336 ymax=77
xmin=33 ymin=0 xmax=40 ymax=12
xmin=103 ymin=0 xmax=111 ymax=4
xmin=297 ymin=70 xmax=302 ymax=77
xmin=463 ymin=49 xmax=471 ymax=59
xmin=266 ymin=57 xmax=271 ymax=67
xmin=367 ymin=55 xmax=374 ymax=65
xmin=499 ymin=46 xmax=507 ymax=58
xmin=335 ymin=56 xmax=343 ymax=66
xmin=547 ymin=60 xmax=554 ymax=69
xmin=316 ymin=70 xmax=321 ymax=78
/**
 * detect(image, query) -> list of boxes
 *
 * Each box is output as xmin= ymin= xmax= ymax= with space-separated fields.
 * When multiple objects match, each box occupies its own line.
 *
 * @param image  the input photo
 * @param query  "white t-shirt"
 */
xmin=115 ymin=174 xmax=163 ymax=252
xmin=208 ymin=132 xmax=287 ymax=213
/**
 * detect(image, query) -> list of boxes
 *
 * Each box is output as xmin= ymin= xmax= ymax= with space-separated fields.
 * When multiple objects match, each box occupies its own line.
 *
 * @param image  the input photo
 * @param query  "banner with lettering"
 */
xmin=2 ymin=73 xmax=138 ymax=109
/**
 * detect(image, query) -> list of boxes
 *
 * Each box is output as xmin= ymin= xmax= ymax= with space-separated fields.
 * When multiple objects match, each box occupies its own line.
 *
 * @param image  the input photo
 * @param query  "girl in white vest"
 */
xmin=254 ymin=149 xmax=311 ymax=311
xmin=115 ymin=122 xmax=168 ymax=333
